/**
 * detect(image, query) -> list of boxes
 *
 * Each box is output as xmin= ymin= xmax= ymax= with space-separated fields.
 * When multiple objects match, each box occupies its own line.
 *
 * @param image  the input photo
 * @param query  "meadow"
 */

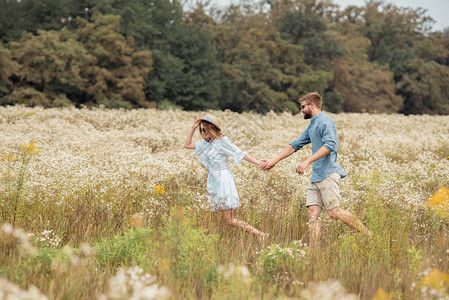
xmin=0 ymin=105 xmax=448 ymax=299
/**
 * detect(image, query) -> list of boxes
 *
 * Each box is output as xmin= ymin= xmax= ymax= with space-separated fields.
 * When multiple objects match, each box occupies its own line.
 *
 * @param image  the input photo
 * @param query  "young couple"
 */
xmin=184 ymin=92 xmax=372 ymax=248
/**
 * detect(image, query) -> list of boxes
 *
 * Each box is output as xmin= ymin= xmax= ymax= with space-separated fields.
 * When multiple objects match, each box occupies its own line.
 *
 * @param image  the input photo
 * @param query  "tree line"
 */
xmin=1 ymin=0 xmax=448 ymax=114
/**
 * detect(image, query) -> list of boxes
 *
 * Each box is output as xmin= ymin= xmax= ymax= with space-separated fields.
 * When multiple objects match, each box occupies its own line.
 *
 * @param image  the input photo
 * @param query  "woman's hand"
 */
xmin=192 ymin=119 xmax=201 ymax=129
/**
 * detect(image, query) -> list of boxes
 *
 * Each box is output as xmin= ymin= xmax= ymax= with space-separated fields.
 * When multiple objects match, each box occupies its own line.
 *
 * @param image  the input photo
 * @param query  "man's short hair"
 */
xmin=299 ymin=92 xmax=322 ymax=109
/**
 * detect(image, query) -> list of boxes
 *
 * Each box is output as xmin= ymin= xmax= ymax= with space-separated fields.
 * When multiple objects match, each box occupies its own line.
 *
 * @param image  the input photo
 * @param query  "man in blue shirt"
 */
xmin=261 ymin=92 xmax=372 ymax=248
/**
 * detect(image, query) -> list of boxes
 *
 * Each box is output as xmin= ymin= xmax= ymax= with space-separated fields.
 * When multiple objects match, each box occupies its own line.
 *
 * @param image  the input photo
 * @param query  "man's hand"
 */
xmin=296 ymin=146 xmax=330 ymax=174
xmin=296 ymin=160 xmax=311 ymax=174
xmin=261 ymin=159 xmax=276 ymax=171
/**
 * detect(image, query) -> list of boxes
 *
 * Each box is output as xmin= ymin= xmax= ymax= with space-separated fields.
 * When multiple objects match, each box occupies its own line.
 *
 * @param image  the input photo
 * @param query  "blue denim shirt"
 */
xmin=290 ymin=112 xmax=346 ymax=183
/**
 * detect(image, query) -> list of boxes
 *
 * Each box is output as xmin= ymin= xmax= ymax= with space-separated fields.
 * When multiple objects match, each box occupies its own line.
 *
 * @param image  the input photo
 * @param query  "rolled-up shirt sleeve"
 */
xmin=320 ymin=121 xmax=337 ymax=152
xmin=290 ymin=127 xmax=311 ymax=151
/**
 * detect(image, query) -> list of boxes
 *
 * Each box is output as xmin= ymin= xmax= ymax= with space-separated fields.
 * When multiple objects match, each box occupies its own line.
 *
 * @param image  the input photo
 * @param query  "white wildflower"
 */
xmin=0 ymin=277 xmax=49 ymax=299
xmin=103 ymin=267 xmax=171 ymax=300
xmin=300 ymin=280 xmax=359 ymax=300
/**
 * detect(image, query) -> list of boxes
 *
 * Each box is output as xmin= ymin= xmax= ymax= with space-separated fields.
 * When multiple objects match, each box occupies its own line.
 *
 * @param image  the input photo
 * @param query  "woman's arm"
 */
xmin=184 ymin=119 xmax=200 ymax=149
xmin=243 ymin=154 xmax=263 ymax=167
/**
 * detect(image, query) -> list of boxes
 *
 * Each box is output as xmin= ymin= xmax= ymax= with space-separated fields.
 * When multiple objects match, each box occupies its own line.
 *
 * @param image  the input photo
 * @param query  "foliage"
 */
xmin=4 ymin=13 xmax=152 ymax=109
xmin=146 ymin=24 xmax=221 ymax=110
xmin=190 ymin=7 xmax=307 ymax=113
xmin=95 ymin=228 xmax=155 ymax=269
xmin=399 ymin=58 xmax=449 ymax=115
xmin=256 ymin=241 xmax=309 ymax=285
xmin=7 ymin=30 xmax=91 ymax=107
xmin=76 ymin=13 xmax=153 ymax=108
xmin=279 ymin=11 xmax=342 ymax=70
xmin=0 ymin=45 xmax=18 ymax=98
xmin=328 ymin=26 xmax=403 ymax=113
xmin=160 ymin=207 xmax=219 ymax=296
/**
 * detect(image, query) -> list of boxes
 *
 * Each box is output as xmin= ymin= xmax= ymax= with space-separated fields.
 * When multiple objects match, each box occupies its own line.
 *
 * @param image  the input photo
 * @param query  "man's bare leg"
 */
xmin=307 ymin=205 xmax=323 ymax=249
xmin=327 ymin=207 xmax=372 ymax=237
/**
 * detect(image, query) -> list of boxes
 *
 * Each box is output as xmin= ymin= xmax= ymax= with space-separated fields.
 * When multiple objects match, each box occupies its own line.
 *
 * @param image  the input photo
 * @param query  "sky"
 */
xmin=210 ymin=0 xmax=449 ymax=32
xmin=332 ymin=0 xmax=449 ymax=31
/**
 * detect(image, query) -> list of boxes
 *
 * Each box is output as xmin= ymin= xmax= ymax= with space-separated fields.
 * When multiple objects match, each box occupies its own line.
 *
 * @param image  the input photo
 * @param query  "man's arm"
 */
xmin=295 ymin=145 xmax=330 ymax=174
xmin=261 ymin=145 xmax=295 ymax=170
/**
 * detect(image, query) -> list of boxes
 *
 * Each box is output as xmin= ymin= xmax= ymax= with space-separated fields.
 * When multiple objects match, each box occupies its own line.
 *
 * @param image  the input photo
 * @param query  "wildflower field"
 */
xmin=1 ymin=106 xmax=449 ymax=299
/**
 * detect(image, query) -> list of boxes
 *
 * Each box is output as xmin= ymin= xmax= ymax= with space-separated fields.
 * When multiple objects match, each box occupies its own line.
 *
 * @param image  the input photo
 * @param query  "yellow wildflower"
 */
xmin=21 ymin=141 xmax=41 ymax=156
xmin=421 ymin=269 xmax=449 ymax=292
xmin=152 ymin=185 xmax=166 ymax=195
xmin=3 ymin=153 xmax=17 ymax=162
xmin=371 ymin=287 xmax=391 ymax=300
xmin=426 ymin=187 xmax=449 ymax=219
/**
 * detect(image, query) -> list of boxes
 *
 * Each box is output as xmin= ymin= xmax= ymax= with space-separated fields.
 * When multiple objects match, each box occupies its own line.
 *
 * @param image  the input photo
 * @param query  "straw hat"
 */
xmin=200 ymin=114 xmax=221 ymax=130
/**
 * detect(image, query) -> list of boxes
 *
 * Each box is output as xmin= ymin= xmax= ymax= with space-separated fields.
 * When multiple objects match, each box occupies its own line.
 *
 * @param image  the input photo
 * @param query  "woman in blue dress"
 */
xmin=184 ymin=114 xmax=267 ymax=240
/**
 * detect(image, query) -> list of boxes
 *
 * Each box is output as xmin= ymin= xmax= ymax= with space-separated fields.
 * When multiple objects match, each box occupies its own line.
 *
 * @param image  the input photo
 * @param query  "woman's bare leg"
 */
xmin=221 ymin=209 xmax=266 ymax=237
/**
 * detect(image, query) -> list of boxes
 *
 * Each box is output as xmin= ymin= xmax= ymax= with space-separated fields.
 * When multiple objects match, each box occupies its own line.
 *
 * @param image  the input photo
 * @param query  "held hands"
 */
xmin=260 ymin=159 xmax=276 ymax=171
xmin=259 ymin=158 xmax=310 ymax=174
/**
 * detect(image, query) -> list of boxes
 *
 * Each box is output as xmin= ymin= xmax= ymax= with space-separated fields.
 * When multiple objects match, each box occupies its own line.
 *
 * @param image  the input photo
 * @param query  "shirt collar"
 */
xmin=310 ymin=111 xmax=323 ymax=123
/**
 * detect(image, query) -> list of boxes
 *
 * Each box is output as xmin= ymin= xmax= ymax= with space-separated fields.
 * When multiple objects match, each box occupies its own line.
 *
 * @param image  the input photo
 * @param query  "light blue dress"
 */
xmin=195 ymin=137 xmax=247 ymax=212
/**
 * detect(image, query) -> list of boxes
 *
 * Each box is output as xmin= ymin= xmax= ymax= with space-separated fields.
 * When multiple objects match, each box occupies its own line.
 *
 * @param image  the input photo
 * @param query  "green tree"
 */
xmin=328 ymin=26 xmax=402 ymax=113
xmin=359 ymin=1 xmax=432 ymax=64
xmin=416 ymin=32 xmax=449 ymax=66
xmin=0 ymin=0 xmax=23 ymax=44
xmin=0 ymin=0 xmax=73 ymax=44
xmin=279 ymin=11 xmax=341 ymax=70
xmin=399 ymin=58 xmax=449 ymax=115
xmin=7 ymin=30 xmax=92 ymax=107
xmin=76 ymin=13 xmax=152 ymax=108
xmin=94 ymin=0 xmax=183 ymax=50
xmin=342 ymin=1 xmax=449 ymax=114
xmin=0 ymin=45 xmax=19 ymax=101
xmin=92 ymin=0 xmax=220 ymax=110
xmin=146 ymin=23 xmax=221 ymax=110
xmin=5 ymin=13 xmax=152 ymax=108
xmin=188 ymin=6 xmax=307 ymax=113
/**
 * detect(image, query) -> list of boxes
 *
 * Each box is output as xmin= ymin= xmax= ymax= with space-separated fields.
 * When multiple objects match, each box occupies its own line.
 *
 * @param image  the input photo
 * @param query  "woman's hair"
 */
xmin=299 ymin=92 xmax=322 ymax=109
xmin=199 ymin=120 xmax=222 ymax=139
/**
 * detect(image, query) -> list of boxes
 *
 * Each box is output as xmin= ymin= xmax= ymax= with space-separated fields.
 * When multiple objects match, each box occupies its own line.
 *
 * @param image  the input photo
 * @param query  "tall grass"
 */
xmin=0 ymin=106 xmax=448 ymax=299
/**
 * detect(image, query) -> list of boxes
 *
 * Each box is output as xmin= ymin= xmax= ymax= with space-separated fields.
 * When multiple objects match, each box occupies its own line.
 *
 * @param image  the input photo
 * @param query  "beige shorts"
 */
xmin=306 ymin=173 xmax=341 ymax=210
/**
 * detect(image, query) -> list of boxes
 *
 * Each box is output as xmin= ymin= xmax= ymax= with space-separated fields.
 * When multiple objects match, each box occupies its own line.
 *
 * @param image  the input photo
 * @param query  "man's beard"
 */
xmin=303 ymin=111 xmax=312 ymax=119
